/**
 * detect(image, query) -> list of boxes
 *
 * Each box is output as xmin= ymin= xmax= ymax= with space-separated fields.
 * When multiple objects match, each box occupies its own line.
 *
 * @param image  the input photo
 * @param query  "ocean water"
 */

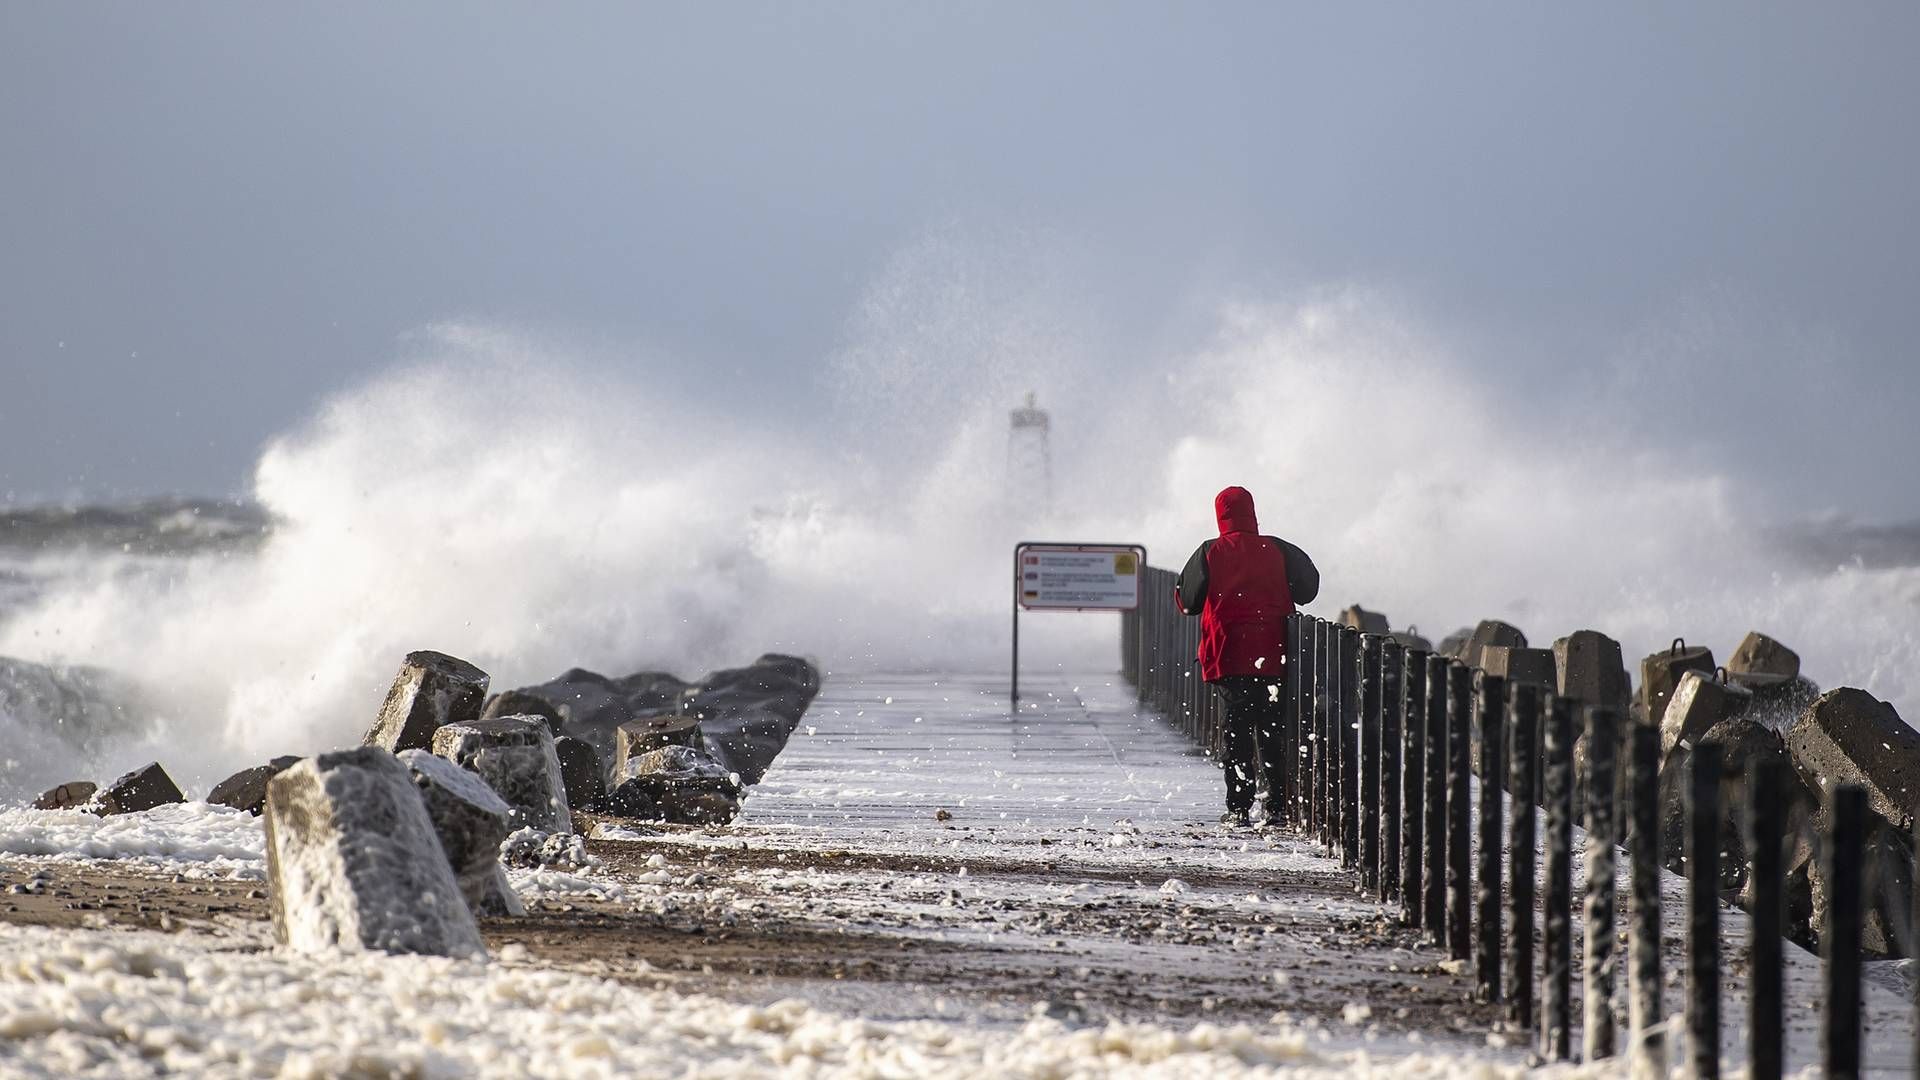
xmin=2 ymin=294 xmax=1916 ymax=803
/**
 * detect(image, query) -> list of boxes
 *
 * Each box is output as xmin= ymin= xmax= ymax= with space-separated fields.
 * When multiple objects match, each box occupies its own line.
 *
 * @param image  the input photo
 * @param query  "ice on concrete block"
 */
xmin=398 ymin=749 xmax=524 ymax=917
xmin=362 ymin=650 xmax=491 ymax=753
xmin=431 ymin=715 xmax=571 ymax=833
xmin=263 ymin=747 xmax=484 ymax=958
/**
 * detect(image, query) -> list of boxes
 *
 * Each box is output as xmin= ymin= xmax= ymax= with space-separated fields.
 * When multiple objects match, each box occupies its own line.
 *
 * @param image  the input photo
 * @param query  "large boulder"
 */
xmin=479 ymin=689 xmax=564 ymax=735
xmin=1657 ymin=713 xmax=1796 ymax=895
xmin=1460 ymin=620 xmax=1526 ymax=670
xmin=508 ymin=654 xmax=820 ymax=794
xmin=397 ymin=749 xmax=523 ymax=917
xmin=509 ymin=668 xmax=691 ymax=769
xmin=552 ymin=735 xmax=605 ymax=809
xmin=1637 ymin=639 xmax=1715 ymax=728
xmin=1660 ymin=670 xmax=1752 ymax=759
xmin=1338 ymin=605 xmax=1390 ymax=634
xmin=1554 ymin=630 xmax=1631 ymax=716
xmin=1787 ymin=688 xmax=1920 ymax=832
xmin=263 ymin=748 xmax=484 ymax=958
xmin=95 ymin=762 xmax=184 ymax=815
xmin=683 ymin=654 xmax=820 ymax=787
xmin=206 ymin=756 xmax=303 ymax=815
xmin=362 ymin=651 xmax=490 ymax=754
xmin=430 ymin=716 xmax=571 ymax=833
xmin=1807 ymin=797 xmax=1915 ymax=958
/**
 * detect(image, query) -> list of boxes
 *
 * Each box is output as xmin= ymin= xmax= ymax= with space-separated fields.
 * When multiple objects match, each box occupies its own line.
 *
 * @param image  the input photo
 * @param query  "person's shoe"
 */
xmin=1219 ymin=809 xmax=1251 ymax=828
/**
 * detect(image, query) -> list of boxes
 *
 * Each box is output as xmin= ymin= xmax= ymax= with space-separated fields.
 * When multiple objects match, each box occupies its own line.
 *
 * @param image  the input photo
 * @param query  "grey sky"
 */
xmin=3 ymin=3 xmax=1916 ymax=514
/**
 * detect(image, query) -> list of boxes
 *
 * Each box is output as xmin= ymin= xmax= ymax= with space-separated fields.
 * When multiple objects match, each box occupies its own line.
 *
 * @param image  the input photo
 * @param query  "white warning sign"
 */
xmin=1015 ymin=543 xmax=1143 ymax=611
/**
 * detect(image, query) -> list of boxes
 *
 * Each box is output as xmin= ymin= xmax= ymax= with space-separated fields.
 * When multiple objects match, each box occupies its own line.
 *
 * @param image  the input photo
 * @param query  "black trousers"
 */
xmin=1215 ymin=673 xmax=1286 ymax=814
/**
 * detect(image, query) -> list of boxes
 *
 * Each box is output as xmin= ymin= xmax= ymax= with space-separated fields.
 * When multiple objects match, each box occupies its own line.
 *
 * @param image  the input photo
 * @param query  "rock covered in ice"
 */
xmin=95 ymin=762 xmax=184 ymax=815
xmin=206 ymin=756 xmax=302 ymax=816
xmin=479 ymin=689 xmax=564 ymax=735
xmin=263 ymin=747 xmax=483 ymax=958
xmin=398 ymin=749 xmax=523 ymax=917
xmin=430 ymin=716 xmax=571 ymax=833
xmin=362 ymin=650 xmax=490 ymax=754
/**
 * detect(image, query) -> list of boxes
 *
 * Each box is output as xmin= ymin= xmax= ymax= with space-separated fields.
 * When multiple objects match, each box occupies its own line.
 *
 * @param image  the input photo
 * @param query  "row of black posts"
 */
xmin=1121 ymin=595 xmax=1905 ymax=1076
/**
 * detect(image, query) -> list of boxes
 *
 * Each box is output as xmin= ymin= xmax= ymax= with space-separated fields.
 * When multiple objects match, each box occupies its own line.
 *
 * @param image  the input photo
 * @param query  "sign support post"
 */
xmin=1010 ymin=541 xmax=1147 ymax=713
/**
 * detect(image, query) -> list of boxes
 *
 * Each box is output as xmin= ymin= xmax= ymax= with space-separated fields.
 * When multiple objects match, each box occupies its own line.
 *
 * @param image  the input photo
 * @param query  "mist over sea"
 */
xmin=3 ymin=289 xmax=1917 ymax=805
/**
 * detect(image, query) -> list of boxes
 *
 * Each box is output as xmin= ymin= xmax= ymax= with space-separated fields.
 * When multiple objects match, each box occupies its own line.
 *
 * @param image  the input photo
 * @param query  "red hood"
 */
xmin=1215 ymin=486 xmax=1258 ymax=535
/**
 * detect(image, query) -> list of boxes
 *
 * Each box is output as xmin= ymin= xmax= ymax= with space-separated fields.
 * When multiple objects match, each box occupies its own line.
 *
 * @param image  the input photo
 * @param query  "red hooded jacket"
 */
xmin=1174 ymin=487 xmax=1319 ymax=682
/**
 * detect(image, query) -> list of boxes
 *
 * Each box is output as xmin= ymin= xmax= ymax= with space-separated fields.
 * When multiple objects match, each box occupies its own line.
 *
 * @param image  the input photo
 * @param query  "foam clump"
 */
xmin=263 ymin=747 xmax=483 ymax=959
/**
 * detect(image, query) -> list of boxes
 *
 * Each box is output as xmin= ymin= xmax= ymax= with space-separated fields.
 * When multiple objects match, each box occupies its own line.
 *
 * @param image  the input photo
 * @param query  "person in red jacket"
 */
xmin=1175 ymin=486 xmax=1319 ymax=826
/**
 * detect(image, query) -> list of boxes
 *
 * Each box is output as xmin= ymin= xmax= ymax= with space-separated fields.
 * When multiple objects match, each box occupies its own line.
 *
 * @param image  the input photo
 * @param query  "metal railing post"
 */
xmin=1381 ymin=640 xmax=1403 ymax=903
xmin=1688 ymin=742 xmax=1721 ymax=1080
xmin=1447 ymin=661 xmax=1472 ymax=961
xmin=1340 ymin=627 xmax=1361 ymax=866
xmin=1825 ymin=784 xmax=1866 ymax=1080
xmin=1507 ymin=681 xmax=1540 ymax=1030
xmin=1584 ymin=705 xmax=1620 ymax=1062
xmin=1401 ymin=647 xmax=1429 ymax=927
xmin=1750 ymin=756 xmax=1786 ymax=1080
xmin=1360 ymin=634 xmax=1382 ymax=890
xmin=1541 ymin=694 xmax=1575 ymax=1062
xmin=1424 ymin=654 xmax=1449 ymax=942
xmin=1627 ymin=720 xmax=1664 ymax=1077
xmin=1476 ymin=671 xmax=1506 ymax=1003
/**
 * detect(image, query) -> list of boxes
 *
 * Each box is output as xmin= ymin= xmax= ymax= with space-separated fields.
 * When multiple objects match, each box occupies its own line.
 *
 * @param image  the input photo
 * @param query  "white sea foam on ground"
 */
xmin=0 ymin=803 xmax=264 ymax=881
xmin=0 ymin=920 xmax=1582 ymax=1080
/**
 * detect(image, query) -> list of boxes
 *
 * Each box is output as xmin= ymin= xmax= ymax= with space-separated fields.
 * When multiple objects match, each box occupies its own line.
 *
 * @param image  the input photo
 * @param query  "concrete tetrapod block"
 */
xmin=1387 ymin=628 xmax=1434 ymax=652
xmin=1636 ymin=640 xmax=1714 ymax=728
xmin=613 ymin=714 xmax=703 ymax=779
xmin=1435 ymin=628 xmax=1473 ymax=660
xmin=1806 ymin=793 xmax=1916 ymax=957
xmin=1461 ymin=620 xmax=1526 ymax=670
xmin=31 ymin=781 xmax=97 ymax=810
xmin=263 ymin=747 xmax=484 ymax=958
xmin=621 ymin=744 xmax=741 ymax=825
xmin=1657 ymin=713 xmax=1794 ymax=896
xmin=479 ymin=689 xmax=564 ymax=735
xmin=430 ymin=715 xmax=571 ymax=833
xmin=1339 ymin=605 xmax=1390 ymax=634
xmin=362 ymin=650 xmax=491 ymax=754
xmin=397 ymin=749 xmax=524 ymax=917
xmin=553 ymin=735 xmax=606 ymax=809
xmin=95 ymin=762 xmax=185 ymax=815
xmin=206 ymin=756 xmax=303 ymax=816
xmin=1788 ymin=687 xmax=1920 ymax=832
xmin=1659 ymin=670 xmax=1751 ymax=760
xmin=1553 ymin=630 xmax=1631 ymax=715
xmin=1481 ymin=646 xmax=1556 ymax=688
xmin=1727 ymin=631 xmax=1800 ymax=683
